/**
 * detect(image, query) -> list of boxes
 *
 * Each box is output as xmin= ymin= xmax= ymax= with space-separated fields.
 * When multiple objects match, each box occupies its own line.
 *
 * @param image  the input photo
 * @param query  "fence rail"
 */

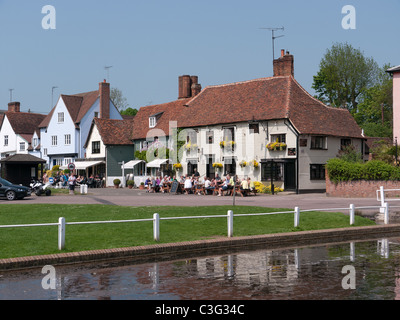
xmin=0 ymin=203 xmax=389 ymax=251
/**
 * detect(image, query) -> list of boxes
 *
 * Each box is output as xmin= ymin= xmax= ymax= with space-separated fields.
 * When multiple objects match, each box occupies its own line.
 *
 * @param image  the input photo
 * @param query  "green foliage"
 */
xmin=135 ymin=150 xmax=147 ymax=162
xmin=337 ymin=145 xmax=363 ymax=163
xmin=120 ymin=107 xmax=138 ymax=116
xmin=312 ymin=42 xmax=379 ymax=113
xmin=327 ymin=158 xmax=400 ymax=183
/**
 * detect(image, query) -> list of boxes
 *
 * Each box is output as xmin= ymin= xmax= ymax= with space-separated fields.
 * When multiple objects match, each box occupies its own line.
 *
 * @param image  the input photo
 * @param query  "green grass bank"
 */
xmin=0 ymin=204 xmax=375 ymax=259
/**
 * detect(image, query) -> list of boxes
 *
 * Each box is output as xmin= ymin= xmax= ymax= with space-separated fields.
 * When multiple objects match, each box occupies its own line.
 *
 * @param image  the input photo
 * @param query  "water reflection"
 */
xmin=1 ymin=238 xmax=400 ymax=300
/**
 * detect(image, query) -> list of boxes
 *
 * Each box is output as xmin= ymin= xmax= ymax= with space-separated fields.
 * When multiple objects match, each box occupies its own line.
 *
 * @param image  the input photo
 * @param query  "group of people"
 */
xmin=143 ymin=171 xmax=256 ymax=196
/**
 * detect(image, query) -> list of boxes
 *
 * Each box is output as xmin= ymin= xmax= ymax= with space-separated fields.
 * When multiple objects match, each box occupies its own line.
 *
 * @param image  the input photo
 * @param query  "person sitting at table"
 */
xmin=240 ymin=177 xmax=249 ymax=196
xmin=184 ymin=176 xmax=192 ymax=194
xmin=218 ymin=178 xmax=229 ymax=196
xmin=145 ymin=177 xmax=151 ymax=189
xmin=204 ymin=177 xmax=213 ymax=195
xmin=215 ymin=173 xmax=221 ymax=182
xmin=248 ymin=177 xmax=256 ymax=194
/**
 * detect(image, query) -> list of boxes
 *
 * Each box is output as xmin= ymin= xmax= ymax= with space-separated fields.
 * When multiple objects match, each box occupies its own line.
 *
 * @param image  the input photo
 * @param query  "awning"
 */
xmin=122 ymin=160 xmax=145 ymax=169
xmin=146 ymin=159 xmax=170 ymax=168
xmin=60 ymin=161 xmax=105 ymax=170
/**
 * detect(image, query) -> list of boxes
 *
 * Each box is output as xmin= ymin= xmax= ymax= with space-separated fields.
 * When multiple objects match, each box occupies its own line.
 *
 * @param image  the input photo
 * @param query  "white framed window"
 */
xmin=51 ymin=136 xmax=58 ymax=146
xmin=64 ymin=158 xmax=74 ymax=166
xmin=58 ymin=112 xmax=64 ymax=123
xmin=4 ymin=135 xmax=8 ymax=146
xmin=55 ymin=159 xmax=63 ymax=166
xmin=19 ymin=142 xmax=25 ymax=151
xmin=149 ymin=117 xmax=156 ymax=128
xmin=33 ymin=138 xmax=38 ymax=147
xmin=44 ymin=148 xmax=48 ymax=156
xmin=65 ymin=134 xmax=71 ymax=145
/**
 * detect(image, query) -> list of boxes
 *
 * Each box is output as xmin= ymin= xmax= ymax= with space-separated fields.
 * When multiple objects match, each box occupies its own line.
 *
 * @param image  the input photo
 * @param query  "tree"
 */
xmin=312 ymin=42 xmax=379 ymax=113
xmin=354 ymin=64 xmax=393 ymax=137
xmin=110 ymin=87 xmax=129 ymax=111
xmin=120 ymin=107 xmax=138 ymax=117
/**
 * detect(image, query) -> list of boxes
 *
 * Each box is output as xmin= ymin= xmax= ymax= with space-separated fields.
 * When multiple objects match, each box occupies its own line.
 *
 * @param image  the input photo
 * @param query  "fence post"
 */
xmin=153 ymin=213 xmax=160 ymax=242
xmin=380 ymin=186 xmax=385 ymax=214
xmin=384 ymin=203 xmax=389 ymax=225
xmin=58 ymin=217 xmax=65 ymax=250
xmin=349 ymin=204 xmax=355 ymax=226
xmin=227 ymin=210 xmax=233 ymax=238
xmin=294 ymin=207 xmax=300 ymax=228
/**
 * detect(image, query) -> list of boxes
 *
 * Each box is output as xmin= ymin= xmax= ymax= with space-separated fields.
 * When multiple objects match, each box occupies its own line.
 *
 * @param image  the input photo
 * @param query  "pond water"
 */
xmin=1 ymin=238 xmax=400 ymax=300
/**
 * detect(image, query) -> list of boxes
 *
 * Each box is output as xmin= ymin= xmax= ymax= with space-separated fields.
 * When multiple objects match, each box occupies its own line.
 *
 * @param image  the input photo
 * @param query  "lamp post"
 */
xmin=396 ymin=137 xmax=398 ymax=166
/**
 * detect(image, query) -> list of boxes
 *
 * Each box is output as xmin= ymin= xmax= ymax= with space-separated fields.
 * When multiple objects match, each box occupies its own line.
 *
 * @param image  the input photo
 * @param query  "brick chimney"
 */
xmin=273 ymin=49 xmax=294 ymax=77
xmin=179 ymin=75 xmax=201 ymax=99
xmin=99 ymin=80 xmax=110 ymax=119
xmin=8 ymin=102 xmax=20 ymax=112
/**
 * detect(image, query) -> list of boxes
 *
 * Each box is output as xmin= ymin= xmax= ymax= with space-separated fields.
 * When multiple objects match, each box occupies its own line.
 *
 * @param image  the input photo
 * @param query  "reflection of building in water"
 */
xmin=196 ymin=249 xmax=299 ymax=287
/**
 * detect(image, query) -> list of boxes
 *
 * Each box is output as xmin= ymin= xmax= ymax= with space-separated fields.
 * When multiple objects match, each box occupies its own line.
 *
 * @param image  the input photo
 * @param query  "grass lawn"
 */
xmin=0 ymin=204 xmax=376 ymax=259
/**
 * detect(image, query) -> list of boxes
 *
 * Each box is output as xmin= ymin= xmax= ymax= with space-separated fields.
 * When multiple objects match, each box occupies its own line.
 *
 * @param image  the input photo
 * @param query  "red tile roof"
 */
xmin=84 ymin=118 xmax=135 ymax=148
xmin=4 ymin=111 xmax=46 ymax=135
xmin=181 ymin=76 xmax=364 ymax=138
xmin=132 ymin=98 xmax=192 ymax=140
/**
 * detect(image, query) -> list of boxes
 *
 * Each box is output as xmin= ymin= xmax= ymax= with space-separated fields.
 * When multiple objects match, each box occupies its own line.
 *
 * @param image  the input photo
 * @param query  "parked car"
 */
xmin=0 ymin=177 xmax=31 ymax=201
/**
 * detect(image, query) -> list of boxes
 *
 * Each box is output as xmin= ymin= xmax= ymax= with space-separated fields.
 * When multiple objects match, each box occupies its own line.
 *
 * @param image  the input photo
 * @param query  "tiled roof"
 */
xmin=5 ymin=112 xmax=46 ymax=135
xmin=0 ymin=153 xmax=46 ymax=163
xmin=132 ymin=98 xmax=192 ymax=140
xmin=85 ymin=118 xmax=134 ymax=147
xmin=39 ymin=90 xmax=99 ymax=128
xmin=181 ymin=76 xmax=364 ymax=138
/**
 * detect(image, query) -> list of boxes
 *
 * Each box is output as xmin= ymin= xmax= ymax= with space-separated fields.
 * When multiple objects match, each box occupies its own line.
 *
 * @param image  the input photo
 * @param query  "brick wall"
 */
xmin=326 ymin=171 xmax=400 ymax=198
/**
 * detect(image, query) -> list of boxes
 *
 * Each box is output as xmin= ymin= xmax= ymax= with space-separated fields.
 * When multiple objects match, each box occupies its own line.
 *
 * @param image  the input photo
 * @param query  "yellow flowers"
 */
xmin=266 ymin=142 xmax=287 ymax=151
xmin=239 ymin=160 xmax=248 ymax=168
xmin=212 ymin=162 xmax=223 ymax=168
xmin=220 ymin=140 xmax=236 ymax=148
xmin=184 ymin=140 xmax=198 ymax=151
xmin=254 ymin=181 xmax=283 ymax=194
xmin=173 ymin=163 xmax=182 ymax=169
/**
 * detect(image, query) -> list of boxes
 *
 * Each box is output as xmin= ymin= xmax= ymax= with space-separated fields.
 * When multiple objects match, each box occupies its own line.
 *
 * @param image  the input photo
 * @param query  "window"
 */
xmin=44 ymin=148 xmax=48 ymax=156
xmin=271 ymin=134 xmax=286 ymax=144
xmin=249 ymin=123 xmax=259 ymax=134
xmin=341 ymin=138 xmax=351 ymax=150
xmin=64 ymin=158 xmax=74 ymax=166
xmin=92 ymin=141 xmax=101 ymax=154
xmin=206 ymin=131 xmax=214 ymax=144
xmin=149 ymin=117 xmax=156 ymax=128
xmin=4 ymin=135 xmax=8 ymax=146
xmin=311 ymin=136 xmax=327 ymax=150
xmin=310 ymin=164 xmax=326 ymax=180
xmin=33 ymin=138 xmax=38 ymax=147
xmin=223 ymin=127 xmax=235 ymax=142
xmin=58 ymin=112 xmax=64 ymax=123
xmin=94 ymin=112 xmax=99 ymax=118
xmin=261 ymin=162 xmax=283 ymax=181
xmin=224 ymin=158 xmax=236 ymax=176
xmin=65 ymin=134 xmax=71 ymax=145
xmin=51 ymin=136 xmax=57 ymax=146
xmin=19 ymin=142 xmax=25 ymax=151
xmin=186 ymin=129 xmax=197 ymax=144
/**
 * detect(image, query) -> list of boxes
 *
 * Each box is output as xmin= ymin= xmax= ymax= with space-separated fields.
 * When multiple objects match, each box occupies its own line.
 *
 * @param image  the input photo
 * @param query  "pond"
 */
xmin=1 ymin=237 xmax=400 ymax=300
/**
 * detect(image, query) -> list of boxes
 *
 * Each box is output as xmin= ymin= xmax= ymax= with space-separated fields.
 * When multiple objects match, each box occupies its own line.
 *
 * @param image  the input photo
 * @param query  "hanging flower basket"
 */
xmin=212 ymin=162 xmax=223 ymax=169
xmin=251 ymin=160 xmax=259 ymax=168
xmin=239 ymin=160 xmax=248 ymax=168
xmin=184 ymin=141 xmax=198 ymax=152
xmin=173 ymin=163 xmax=182 ymax=170
xmin=266 ymin=142 xmax=287 ymax=151
xmin=220 ymin=140 xmax=236 ymax=149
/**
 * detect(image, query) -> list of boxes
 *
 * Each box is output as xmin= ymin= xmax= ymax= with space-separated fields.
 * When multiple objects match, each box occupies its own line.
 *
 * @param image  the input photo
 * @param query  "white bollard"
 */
xmin=58 ymin=217 xmax=65 ymax=250
xmin=349 ymin=204 xmax=355 ymax=226
xmin=227 ymin=210 xmax=234 ymax=238
xmin=153 ymin=213 xmax=160 ymax=242
xmin=380 ymin=186 xmax=385 ymax=214
xmin=384 ymin=202 xmax=389 ymax=225
xmin=294 ymin=207 xmax=300 ymax=227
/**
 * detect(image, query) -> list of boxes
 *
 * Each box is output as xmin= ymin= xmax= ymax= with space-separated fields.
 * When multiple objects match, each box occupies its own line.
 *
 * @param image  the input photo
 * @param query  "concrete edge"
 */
xmin=1 ymin=224 xmax=400 ymax=271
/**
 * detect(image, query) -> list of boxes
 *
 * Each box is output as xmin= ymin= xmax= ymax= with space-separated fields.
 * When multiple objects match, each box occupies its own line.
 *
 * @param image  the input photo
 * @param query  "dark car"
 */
xmin=0 ymin=177 xmax=31 ymax=201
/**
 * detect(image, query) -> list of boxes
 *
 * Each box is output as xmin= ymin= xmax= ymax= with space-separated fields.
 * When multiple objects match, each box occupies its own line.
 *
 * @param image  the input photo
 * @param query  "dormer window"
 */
xmin=58 ymin=112 xmax=64 ymax=123
xmin=149 ymin=116 xmax=156 ymax=128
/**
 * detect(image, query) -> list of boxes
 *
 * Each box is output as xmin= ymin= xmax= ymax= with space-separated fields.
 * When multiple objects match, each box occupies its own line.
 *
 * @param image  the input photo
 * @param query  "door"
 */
xmin=206 ymin=155 xmax=215 ymax=179
xmin=284 ymin=161 xmax=296 ymax=191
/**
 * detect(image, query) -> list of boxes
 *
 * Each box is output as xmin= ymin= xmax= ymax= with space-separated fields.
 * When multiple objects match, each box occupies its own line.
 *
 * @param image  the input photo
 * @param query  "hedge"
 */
xmin=326 ymin=158 xmax=400 ymax=184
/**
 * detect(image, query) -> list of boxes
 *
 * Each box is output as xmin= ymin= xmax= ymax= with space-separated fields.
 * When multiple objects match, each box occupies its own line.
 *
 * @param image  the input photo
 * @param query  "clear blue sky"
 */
xmin=1 ymin=0 xmax=399 ymax=114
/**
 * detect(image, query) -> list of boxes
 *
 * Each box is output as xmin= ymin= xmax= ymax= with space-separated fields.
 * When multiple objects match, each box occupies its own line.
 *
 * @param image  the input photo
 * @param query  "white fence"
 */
xmin=0 ymin=203 xmax=389 ymax=251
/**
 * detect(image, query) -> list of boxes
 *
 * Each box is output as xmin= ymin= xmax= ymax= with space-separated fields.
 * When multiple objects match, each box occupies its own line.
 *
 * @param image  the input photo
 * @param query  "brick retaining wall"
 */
xmin=326 ymin=172 xmax=400 ymax=198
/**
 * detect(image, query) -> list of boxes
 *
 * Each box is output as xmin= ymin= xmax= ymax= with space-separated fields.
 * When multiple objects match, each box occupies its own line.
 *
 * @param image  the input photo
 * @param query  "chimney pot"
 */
xmin=273 ymin=51 xmax=294 ymax=77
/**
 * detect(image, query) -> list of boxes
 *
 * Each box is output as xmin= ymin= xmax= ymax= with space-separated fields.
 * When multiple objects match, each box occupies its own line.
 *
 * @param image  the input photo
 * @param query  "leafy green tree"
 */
xmin=312 ymin=42 xmax=379 ymax=113
xmin=120 ymin=107 xmax=138 ymax=116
